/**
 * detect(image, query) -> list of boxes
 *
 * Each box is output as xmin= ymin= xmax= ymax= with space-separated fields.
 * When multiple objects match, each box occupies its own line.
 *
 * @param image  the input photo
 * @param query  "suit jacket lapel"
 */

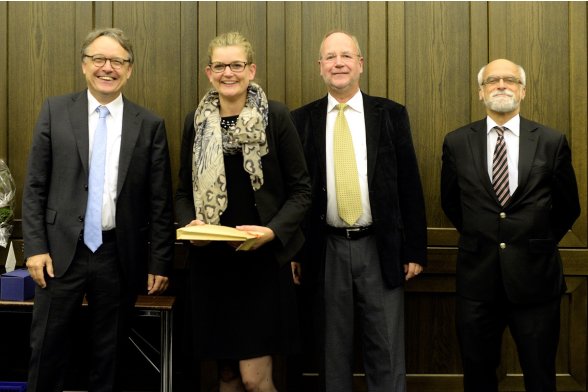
xmin=467 ymin=119 xmax=496 ymax=200
xmin=310 ymin=97 xmax=328 ymax=186
xmin=362 ymin=93 xmax=381 ymax=184
xmin=117 ymin=96 xmax=141 ymax=196
xmin=70 ymin=91 xmax=90 ymax=175
xmin=514 ymin=117 xmax=539 ymax=201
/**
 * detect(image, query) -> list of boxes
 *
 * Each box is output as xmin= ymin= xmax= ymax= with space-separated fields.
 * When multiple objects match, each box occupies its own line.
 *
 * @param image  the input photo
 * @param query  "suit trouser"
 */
xmin=321 ymin=233 xmax=406 ymax=392
xmin=456 ymin=294 xmax=561 ymax=392
xmin=27 ymin=235 xmax=126 ymax=392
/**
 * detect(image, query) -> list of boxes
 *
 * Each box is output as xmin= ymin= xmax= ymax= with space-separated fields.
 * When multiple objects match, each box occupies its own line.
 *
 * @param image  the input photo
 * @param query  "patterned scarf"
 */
xmin=192 ymin=82 xmax=269 ymax=224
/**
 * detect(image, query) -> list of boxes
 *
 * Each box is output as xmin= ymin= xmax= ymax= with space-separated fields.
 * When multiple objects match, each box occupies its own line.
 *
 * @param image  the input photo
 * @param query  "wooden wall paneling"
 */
xmin=284 ymin=2 xmax=302 ymax=109
xmin=405 ymin=276 xmax=462 ymax=378
xmin=404 ymin=2 xmax=471 ymax=245
xmin=179 ymin=1 xmax=200 ymax=177
xmin=197 ymin=2 xmax=216 ymax=101
xmin=74 ymin=3 xmax=94 ymax=92
xmin=387 ymin=1 xmax=405 ymax=105
xmin=94 ymin=1 xmax=112 ymax=30
xmin=367 ymin=2 xmax=387 ymax=99
xmin=469 ymin=2 xmax=488 ymax=122
xmin=216 ymin=2 xmax=267 ymax=92
xmin=266 ymin=2 xmax=286 ymax=103
xmin=568 ymin=1 xmax=588 ymax=247
xmin=0 ymin=2 xmax=7 ymax=162
xmin=112 ymin=2 xmax=183 ymax=193
xmin=8 ymin=2 xmax=79 ymax=217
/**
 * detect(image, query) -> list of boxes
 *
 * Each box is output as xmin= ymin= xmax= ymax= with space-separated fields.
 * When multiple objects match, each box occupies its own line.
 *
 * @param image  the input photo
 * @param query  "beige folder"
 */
xmin=176 ymin=224 xmax=262 ymax=251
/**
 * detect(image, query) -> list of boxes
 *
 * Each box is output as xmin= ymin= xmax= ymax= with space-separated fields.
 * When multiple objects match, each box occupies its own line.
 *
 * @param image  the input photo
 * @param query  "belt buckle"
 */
xmin=345 ymin=227 xmax=361 ymax=240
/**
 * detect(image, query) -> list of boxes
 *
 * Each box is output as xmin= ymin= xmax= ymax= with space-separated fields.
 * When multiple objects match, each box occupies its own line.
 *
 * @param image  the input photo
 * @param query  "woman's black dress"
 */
xmin=187 ymin=116 xmax=298 ymax=360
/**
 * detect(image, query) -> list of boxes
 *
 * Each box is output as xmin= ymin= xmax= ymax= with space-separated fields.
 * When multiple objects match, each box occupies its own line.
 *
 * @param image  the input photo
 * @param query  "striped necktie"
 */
xmin=333 ymin=103 xmax=363 ymax=226
xmin=492 ymin=126 xmax=510 ymax=206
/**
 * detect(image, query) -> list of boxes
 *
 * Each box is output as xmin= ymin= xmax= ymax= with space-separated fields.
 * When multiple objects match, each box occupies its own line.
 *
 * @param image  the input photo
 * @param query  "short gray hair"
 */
xmin=81 ymin=28 xmax=134 ymax=64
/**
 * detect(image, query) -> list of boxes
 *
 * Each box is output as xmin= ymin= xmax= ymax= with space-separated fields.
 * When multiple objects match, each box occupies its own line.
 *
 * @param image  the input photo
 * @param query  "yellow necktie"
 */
xmin=333 ymin=103 xmax=363 ymax=226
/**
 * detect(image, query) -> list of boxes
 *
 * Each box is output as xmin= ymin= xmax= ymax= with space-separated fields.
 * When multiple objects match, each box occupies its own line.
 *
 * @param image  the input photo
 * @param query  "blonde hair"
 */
xmin=208 ymin=32 xmax=254 ymax=64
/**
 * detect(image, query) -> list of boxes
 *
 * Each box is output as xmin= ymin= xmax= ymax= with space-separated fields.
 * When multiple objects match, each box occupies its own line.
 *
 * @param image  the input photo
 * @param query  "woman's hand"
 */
xmin=232 ymin=225 xmax=275 ymax=251
xmin=186 ymin=219 xmax=211 ymax=247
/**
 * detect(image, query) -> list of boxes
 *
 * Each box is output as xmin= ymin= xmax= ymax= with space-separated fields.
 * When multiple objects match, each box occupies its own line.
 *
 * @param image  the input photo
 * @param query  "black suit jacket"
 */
xmin=441 ymin=117 xmax=580 ymax=304
xmin=291 ymin=93 xmax=427 ymax=289
xmin=175 ymin=100 xmax=311 ymax=267
xmin=22 ymin=90 xmax=175 ymax=295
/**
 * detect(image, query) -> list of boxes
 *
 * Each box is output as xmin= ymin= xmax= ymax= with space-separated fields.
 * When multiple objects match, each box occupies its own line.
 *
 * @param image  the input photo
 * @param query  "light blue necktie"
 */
xmin=84 ymin=105 xmax=109 ymax=252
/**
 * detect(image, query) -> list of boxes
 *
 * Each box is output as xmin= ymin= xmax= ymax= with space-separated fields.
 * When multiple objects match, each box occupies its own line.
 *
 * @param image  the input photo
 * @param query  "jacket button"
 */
xmin=78 ymin=216 xmax=84 ymax=222
xmin=499 ymin=243 xmax=506 ymax=249
xmin=499 ymin=212 xmax=506 ymax=219
xmin=84 ymin=184 xmax=88 ymax=191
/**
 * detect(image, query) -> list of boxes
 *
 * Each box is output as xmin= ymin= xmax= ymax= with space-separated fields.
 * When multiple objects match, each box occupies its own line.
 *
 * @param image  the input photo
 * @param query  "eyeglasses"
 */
xmin=481 ymin=76 xmax=523 ymax=86
xmin=84 ymin=55 xmax=131 ymax=70
xmin=208 ymin=61 xmax=249 ymax=73
xmin=321 ymin=53 xmax=361 ymax=64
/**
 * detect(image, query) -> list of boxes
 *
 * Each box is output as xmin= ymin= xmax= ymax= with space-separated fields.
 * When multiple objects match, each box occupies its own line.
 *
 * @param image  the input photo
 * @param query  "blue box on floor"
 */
xmin=0 ymin=269 xmax=34 ymax=301
xmin=0 ymin=381 xmax=27 ymax=391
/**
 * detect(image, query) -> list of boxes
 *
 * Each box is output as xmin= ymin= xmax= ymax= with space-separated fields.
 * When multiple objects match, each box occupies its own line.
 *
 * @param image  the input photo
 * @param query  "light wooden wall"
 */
xmin=0 ymin=2 xmax=586 ymax=391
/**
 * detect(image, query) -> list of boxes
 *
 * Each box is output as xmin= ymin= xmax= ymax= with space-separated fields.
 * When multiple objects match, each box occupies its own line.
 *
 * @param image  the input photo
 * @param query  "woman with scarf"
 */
xmin=175 ymin=32 xmax=311 ymax=392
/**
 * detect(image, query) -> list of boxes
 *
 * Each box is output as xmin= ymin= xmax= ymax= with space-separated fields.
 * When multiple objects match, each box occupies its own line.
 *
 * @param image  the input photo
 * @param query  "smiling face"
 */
xmin=479 ymin=59 xmax=526 ymax=118
xmin=205 ymin=45 xmax=256 ymax=103
xmin=82 ymin=35 xmax=133 ymax=104
xmin=319 ymin=32 xmax=363 ymax=101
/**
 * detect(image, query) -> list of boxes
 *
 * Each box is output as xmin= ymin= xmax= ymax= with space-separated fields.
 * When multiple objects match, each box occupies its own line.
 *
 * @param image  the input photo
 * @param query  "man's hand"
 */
xmin=404 ymin=262 xmax=423 ymax=281
xmin=291 ymin=261 xmax=302 ymax=285
xmin=147 ymin=274 xmax=169 ymax=295
xmin=26 ymin=253 xmax=54 ymax=288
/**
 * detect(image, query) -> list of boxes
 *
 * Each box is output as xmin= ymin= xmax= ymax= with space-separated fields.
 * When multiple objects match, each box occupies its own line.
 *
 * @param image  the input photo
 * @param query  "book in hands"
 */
xmin=176 ymin=224 xmax=263 ymax=251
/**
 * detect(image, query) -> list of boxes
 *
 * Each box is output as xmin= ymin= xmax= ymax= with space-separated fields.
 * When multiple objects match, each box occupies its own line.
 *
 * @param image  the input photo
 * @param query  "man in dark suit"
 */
xmin=441 ymin=58 xmax=580 ymax=391
xmin=291 ymin=30 xmax=427 ymax=392
xmin=22 ymin=28 xmax=175 ymax=392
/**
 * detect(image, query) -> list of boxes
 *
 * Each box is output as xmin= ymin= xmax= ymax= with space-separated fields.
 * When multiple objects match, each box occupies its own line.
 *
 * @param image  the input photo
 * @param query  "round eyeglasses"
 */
xmin=83 ymin=54 xmax=131 ymax=70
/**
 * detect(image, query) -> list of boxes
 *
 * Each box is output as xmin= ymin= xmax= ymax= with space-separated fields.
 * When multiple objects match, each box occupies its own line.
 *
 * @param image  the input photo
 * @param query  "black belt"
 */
xmin=101 ymin=229 xmax=116 ymax=242
xmin=326 ymin=225 xmax=373 ymax=240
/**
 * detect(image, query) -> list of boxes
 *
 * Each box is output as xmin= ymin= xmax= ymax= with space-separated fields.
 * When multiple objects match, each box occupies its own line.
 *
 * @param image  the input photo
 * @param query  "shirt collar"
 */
xmin=87 ymin=90 xmax=124 ymax=119
xmin=327 ymin=90 xmax=364 ymax=114
xmin=486 ymin=114 xmax=520 ymax=136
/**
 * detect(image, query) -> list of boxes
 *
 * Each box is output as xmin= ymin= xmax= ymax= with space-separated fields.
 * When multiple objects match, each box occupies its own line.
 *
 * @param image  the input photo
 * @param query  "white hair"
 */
xmin=477 ymin=62 xmax=526 ymax=87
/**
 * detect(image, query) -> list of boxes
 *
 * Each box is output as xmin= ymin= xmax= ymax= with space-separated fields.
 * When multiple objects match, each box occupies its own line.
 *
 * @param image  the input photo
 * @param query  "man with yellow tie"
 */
xmin=291 ymin=30 xmax=427 ymax=392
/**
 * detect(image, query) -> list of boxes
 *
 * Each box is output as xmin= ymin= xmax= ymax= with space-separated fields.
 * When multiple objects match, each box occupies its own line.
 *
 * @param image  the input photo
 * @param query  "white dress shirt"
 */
xmin=87 ymin=91 xmax=123 ymax=230
xmin=325 ymin=90 xmax=373 ymax=227
xmin=486 ymin=115 xmax=520 ymax=196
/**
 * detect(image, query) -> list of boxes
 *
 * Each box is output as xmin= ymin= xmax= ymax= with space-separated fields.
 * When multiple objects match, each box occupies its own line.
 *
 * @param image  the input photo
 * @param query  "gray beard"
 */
xmin=485 ymin=97 xmax=519 ymax=113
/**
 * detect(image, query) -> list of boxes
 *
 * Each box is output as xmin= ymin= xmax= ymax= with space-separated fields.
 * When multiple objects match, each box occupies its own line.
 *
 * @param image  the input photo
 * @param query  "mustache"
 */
xmin=490 ymin=90 xmax=514 ymax=98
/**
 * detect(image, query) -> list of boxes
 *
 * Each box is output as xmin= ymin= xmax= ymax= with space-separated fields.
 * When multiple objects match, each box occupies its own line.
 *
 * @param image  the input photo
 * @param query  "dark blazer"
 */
xmin=291 ymin=93 xmax=428 ymax=289
xmin=22 ymin=90 xmax=175 ymax=295
xmin=441 ymin=117 xmax=580 ymax=304
xmin=175 ymin=100 xmax=312 ymax=267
